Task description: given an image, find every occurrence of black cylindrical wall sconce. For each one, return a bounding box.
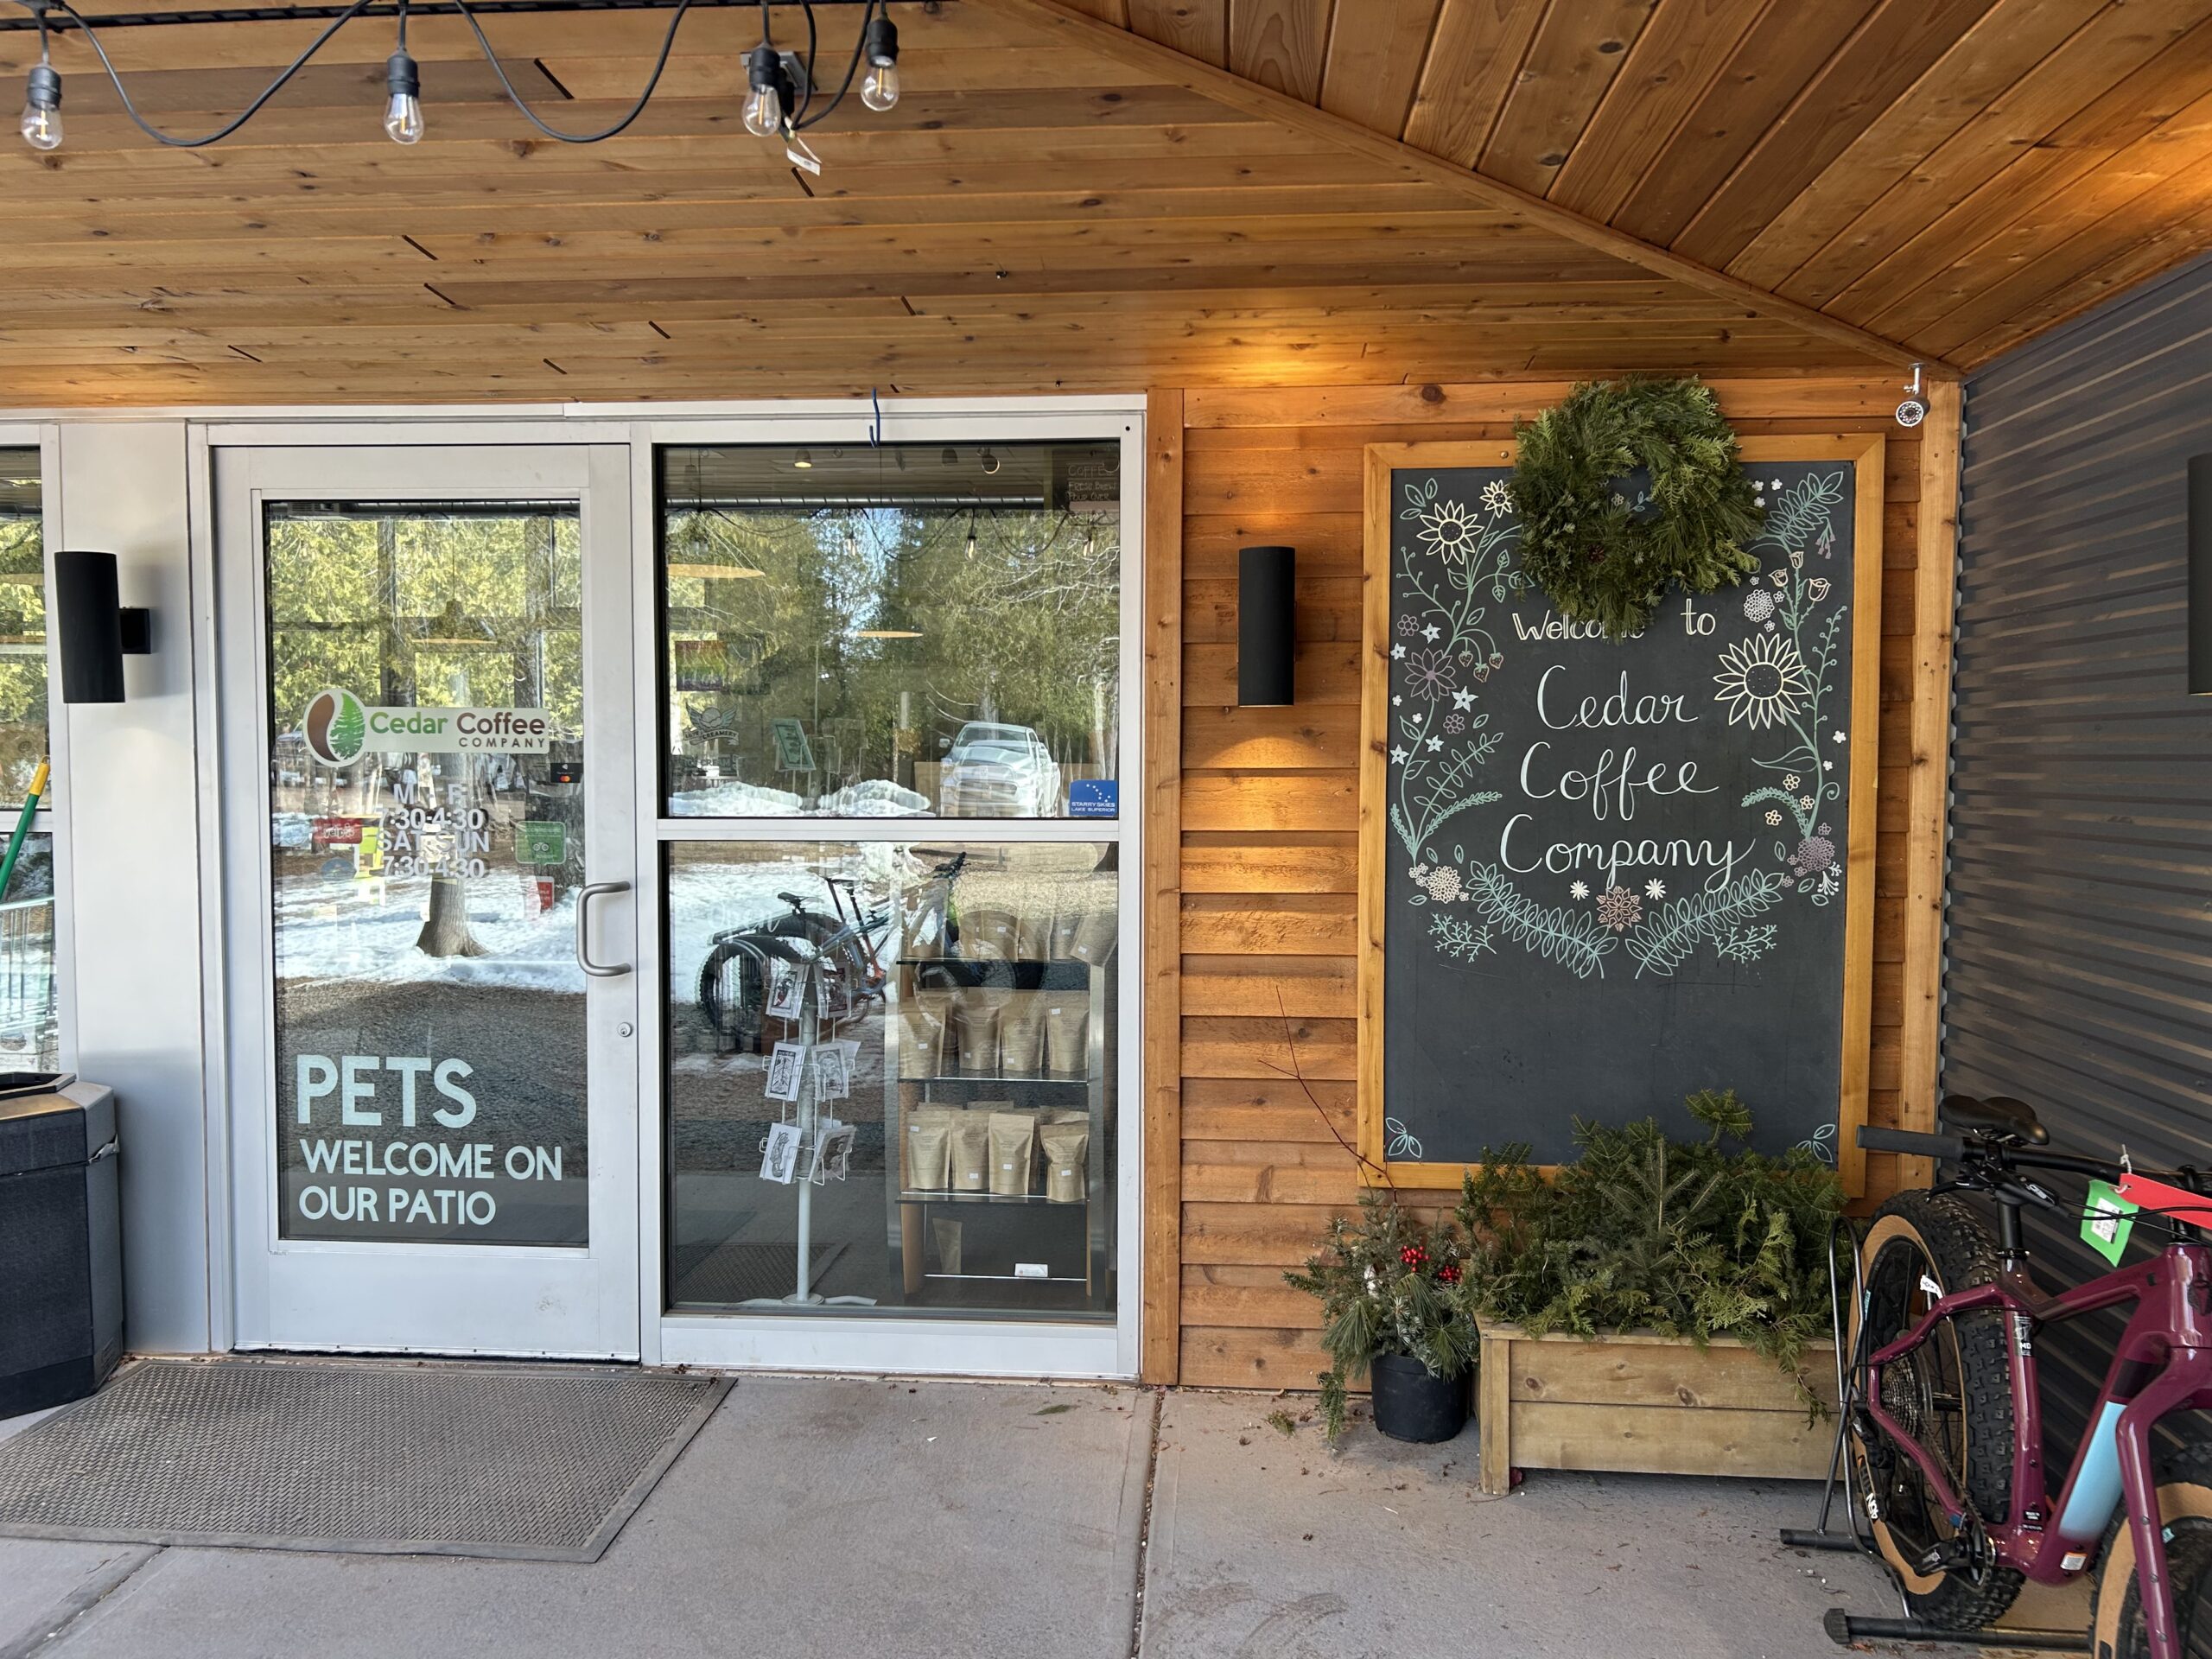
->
[2190,454,2211,696]
[1237,544,1295,707]
[56,550,151,705]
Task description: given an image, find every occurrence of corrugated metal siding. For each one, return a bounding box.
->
[1946,251,2212,1452]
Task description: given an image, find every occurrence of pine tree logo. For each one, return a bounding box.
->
[303,687,367,767]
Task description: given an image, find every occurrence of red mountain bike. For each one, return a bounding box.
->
[1833,1097,2212,1658]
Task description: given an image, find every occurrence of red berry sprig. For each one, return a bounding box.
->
[1399,1244,1429,1269]
[1438,1265,1461,1285]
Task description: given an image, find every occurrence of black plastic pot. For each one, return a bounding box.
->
[1369,1353,1468,1443]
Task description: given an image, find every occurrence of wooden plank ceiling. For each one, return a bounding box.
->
[1073,0,2212,371]
[0,0,2199,404]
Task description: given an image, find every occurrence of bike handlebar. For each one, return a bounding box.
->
[1856,1124,2187,1190]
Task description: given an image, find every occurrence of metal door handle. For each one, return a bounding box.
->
[576,880,632,977]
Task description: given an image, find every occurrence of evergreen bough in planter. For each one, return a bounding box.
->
[1455,1090,1843,1409]
[1512,377,1764,639]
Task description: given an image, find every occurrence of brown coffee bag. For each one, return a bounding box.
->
[988,1109,1038,1197]
[950,1109,992,1192]
[931,1217,963,1277]
[952,998,999,1077]
[1043,995,1088,1078]
[1038,1119,1090,1204]
[904,1106,955,1191]
[999,992,1047,1077]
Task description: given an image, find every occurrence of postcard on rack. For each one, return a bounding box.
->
[766,961,806,1021]
[760,1120,801,1185]
[765,1040,807,1102]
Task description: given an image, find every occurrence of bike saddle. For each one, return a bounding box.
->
[1938,1092,2050,1146]
[777,890,810,910]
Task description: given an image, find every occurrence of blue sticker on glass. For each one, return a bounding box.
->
[1069,779,1118,818]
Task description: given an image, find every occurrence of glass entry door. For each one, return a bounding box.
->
[215,445,640,1357]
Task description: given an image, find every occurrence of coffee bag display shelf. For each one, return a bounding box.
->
[1357,435,1886,1194]
[882,950,1112,1309]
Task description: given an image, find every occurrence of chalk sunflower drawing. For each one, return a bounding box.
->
[1415,496,1480,561]
[1713,632,1813,730]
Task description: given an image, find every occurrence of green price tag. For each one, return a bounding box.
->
[517,821,566,866]
[2082,1178,2138,1266]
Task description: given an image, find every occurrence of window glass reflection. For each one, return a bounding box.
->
[0,451,47,810]
[265,504,590,1246]
[659,443,1121,820]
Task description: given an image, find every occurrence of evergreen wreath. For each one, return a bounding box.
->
[1511,377,1764,639]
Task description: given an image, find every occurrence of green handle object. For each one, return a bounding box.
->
[0,760,49,903]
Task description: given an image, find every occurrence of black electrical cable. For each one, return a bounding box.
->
[41,0,376,147]
[449,0,692,143]
[11,0,889,148]
[794,0,875,132]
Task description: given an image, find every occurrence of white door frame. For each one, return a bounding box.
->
[212,442,642,1359]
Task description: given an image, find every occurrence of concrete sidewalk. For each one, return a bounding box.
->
[2,1376,1922,1659]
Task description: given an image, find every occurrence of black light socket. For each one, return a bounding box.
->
[2190,454,2212,696]
[25,62,59,117]
[864,11,899,66]
[56,550,150,705]
[746,40,780,92]
[385,48,419,101]
[1237,544,1295,707]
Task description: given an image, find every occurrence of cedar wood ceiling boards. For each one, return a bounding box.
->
[0,0,2202,401]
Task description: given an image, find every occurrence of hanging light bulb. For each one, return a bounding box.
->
[383,48,423,144]
[19,6,60,156]
[861,10,900,112]
[792,448,814,469]
[19,60,60,152]
[963,516,977,561]
[743,42,785,138]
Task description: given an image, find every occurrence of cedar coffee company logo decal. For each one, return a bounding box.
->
[302,689,553,766]
[302,686,367,766]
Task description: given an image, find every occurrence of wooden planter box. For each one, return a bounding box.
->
[1477,1325,1838,1495]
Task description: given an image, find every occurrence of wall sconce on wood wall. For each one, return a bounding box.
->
[2191,454,2211,696]
[1237,544,1295,708]
[56,551,152,705]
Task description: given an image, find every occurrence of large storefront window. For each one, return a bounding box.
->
[659,442,1121,820]
[265,502,589,1245]
[658,436,1130,1329]
[666,840,1117,1319]
[0,451,55,1069]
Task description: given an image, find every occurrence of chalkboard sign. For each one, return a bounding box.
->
[1357,437,1884,1191]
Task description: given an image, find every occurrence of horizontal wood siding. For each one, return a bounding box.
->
[1173,376,1930,1389]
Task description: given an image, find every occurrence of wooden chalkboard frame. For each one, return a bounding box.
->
[1357,435,1888,1195]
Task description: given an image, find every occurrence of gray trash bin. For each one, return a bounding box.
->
[0,1077,123,1417]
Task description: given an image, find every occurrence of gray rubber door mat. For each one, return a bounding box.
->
[0,1357,731,1560]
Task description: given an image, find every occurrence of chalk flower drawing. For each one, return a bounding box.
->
[1385,1116,1425,1160]
[1713,633,1812,728]
[1596,886,1643,932]
[1390,475,1519,895]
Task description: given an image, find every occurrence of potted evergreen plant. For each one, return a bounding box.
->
[1285,1189,1478,1443]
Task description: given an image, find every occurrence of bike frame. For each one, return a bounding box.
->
[1866,1230,2212,1659]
